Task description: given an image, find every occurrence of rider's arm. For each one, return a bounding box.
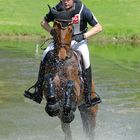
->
[82,5,102,39]
[40,20,52,33]
[40,7,55,34]
[40,1,63,34]
[84,23,102,39]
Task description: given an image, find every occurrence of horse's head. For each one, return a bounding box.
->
[49,6,74,60]
[53,20,73,56]
[52,19,73,60]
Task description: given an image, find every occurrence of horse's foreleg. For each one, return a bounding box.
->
[79,108,89,135]
[61,121,72,140]
[78,105,98,140]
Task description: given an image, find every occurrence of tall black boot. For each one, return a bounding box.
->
[83,66,92,105]
[24,61,45,104]
[83,66,101,106]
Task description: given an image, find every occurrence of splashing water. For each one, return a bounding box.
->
[0,40,140,140]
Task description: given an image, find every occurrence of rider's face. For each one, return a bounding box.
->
[62,0,74,10]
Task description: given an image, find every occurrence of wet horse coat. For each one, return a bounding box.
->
[43,18,98,140]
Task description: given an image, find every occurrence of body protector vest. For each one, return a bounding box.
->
[72,3,84,35]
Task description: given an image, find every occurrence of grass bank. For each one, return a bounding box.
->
[0,39,140,73]
[0,0,140,40]
[89,43,140,73]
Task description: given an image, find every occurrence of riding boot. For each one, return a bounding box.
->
[83,66,101,106]
[24,61,46,104]
[83,66,92,105]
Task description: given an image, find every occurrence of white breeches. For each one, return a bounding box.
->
[42,40,90,69]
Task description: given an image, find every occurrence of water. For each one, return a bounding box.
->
[0,40,140,140]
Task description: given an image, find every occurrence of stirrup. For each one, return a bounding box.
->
[24,85,36,99]
[90,92,102,106]
[80,92,102,109]
[91,92,102,105]
[24,84,42,104]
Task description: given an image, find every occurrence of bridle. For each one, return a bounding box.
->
[53,19,73,49]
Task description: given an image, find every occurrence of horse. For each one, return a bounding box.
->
[41,9,100,140]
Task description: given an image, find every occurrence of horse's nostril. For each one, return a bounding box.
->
[65,56,69,60]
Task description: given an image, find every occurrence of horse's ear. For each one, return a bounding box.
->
[48,5,51,11]
[48,5,73,21]
[48,5,59,18]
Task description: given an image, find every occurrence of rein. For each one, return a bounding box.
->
[40,38,53,50]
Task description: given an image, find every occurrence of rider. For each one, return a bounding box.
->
[24,0,102,106]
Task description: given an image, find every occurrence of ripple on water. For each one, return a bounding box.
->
[0,41,140,140]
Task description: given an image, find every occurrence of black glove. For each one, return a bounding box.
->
[72,34,85,42]
[50,29,56,37]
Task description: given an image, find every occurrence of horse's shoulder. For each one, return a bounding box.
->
[43,50,56,67]
[72,49,84,64]
[70,49,84,75]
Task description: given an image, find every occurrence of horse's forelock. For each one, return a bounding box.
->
[55,20,72,28]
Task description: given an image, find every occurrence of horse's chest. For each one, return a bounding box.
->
[56,62,77,78]
[46,50,79,79]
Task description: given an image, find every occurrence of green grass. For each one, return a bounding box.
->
[90,43,140,62]
[90,0,140,38]
[0,0,140,39]
[0,0,58,36]
[89,43,140,72]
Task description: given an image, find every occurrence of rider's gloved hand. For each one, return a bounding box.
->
[72,34,85,42]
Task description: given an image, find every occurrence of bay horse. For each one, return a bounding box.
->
[42,9,100,140]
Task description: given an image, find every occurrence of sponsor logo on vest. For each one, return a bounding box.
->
[72,15,79,24]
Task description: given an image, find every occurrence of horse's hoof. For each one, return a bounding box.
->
[62,111,75,123]
[45,102,60,117]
